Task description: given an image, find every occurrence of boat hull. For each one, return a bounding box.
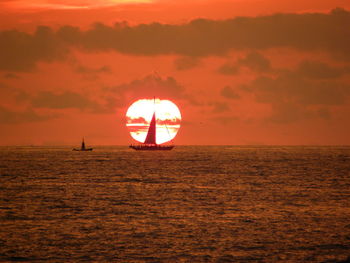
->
[129,144,174,151]
[72,148,93,151]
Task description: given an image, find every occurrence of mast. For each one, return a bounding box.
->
[81,138,85,150]
[144,97,157,144]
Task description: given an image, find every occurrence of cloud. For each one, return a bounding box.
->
[108,73,194,104]
[2,8,350,71]
[244,69,350,123]
[212,115,239,125]
[0,82,29,101]
[218,63,239,75]
[126,116,148,124]
[218,52,270,75]
[0,106,58,124]
[317,107,331,120]
[174,56,201,71]
[267,102,310,123]
[75,65,111,75]
[209,101,230,113]
[3,74,191,115]
[220,86,240,99]
[296,60,346,79]
[237,52,271,72]
[1,84,118,114]
[0,82,9,91]
[267,102,332,123]
[251,73,350,106]
[3,73,20,79]
[157,118,181,125]
[71,8,350,58]
[30,91,115,113]
[32,91,97,109]
[0,26,67,71]
[74,65,112,80]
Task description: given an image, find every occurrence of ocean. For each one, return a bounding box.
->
[0,146,349,262]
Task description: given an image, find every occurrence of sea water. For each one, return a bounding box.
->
[0,146,349,262]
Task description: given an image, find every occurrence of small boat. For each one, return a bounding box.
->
[130,143,174,151]
[73,138,93,151]
[130,99,174,151]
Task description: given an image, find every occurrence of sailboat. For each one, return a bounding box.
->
[73,138,93,151]
[129,100,174,151]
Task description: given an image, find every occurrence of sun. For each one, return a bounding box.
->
[126,99,181,144]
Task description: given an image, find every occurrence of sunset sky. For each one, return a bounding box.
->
[1,0,350,145]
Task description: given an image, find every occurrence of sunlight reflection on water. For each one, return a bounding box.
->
[0,146,350,262]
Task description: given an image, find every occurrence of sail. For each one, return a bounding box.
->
[144,112,156,144]
[81,139,85,150]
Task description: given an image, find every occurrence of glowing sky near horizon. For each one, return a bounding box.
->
[2,0,154,10]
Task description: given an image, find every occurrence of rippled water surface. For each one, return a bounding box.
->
[1,146,350,262]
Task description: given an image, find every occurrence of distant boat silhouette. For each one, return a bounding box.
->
[73,138,93,151]
[130,98,174,151]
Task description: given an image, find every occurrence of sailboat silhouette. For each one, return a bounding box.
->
[129,98,174,151]
[73,138,93,151]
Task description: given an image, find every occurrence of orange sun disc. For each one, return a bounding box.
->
[126,99,181,144]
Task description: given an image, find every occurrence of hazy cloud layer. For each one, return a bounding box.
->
[108,74,194,104]
[2,88,116,114]
[0,26,67,71]
[296,60,348,79]
[244,68,350,123]
[32,91,97,109]
[218,52,271,75]
[251,73,349,106]
[221,86,240,99]
[157,118,181,125]
[75,65,111,75]
[2,74,192,118]
[73,65,112,80]
[0,82,29,102]
[237,52,271,72]
[0,106,58,124]
[126,116,148,124]
[212,115,239,125]
[218,63,239,75]
[2,8,350,71]
[3,73,20,79]
[174,56,201,71]
[31,91,116,113]
[208,101,230,113]
[71,8,350,57]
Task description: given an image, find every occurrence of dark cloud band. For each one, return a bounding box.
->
[1,8,350,71]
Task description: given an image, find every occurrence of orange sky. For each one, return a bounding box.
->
[1,0,350,145]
